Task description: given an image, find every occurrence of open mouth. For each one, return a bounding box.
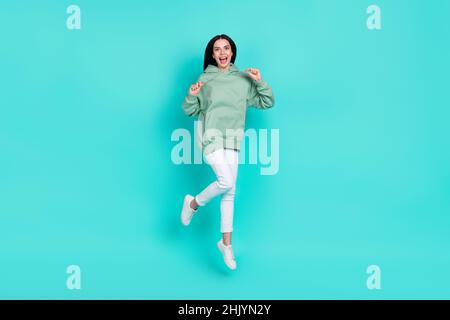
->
[219,57,228,64]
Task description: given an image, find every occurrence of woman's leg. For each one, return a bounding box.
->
[220,149,239,245]
[194,148,234,209]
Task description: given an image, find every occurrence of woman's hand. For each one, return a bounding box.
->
[189,81,203,96]
[245,68,262,82]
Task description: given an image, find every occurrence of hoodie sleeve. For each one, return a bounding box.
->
[247,79,275,109]
[182,93,202,116]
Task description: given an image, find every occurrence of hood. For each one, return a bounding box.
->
[204,63,240,74]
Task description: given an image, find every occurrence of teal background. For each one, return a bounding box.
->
[1,0,449,299]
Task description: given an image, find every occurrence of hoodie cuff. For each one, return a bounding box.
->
[186,94,199,102]
[254,79,269,88]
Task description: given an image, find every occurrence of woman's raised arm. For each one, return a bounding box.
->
[182,81,203,116]
[245,68,275,109]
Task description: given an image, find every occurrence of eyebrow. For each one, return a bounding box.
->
[214,45,230,49]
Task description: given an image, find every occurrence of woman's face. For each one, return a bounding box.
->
[212,38,233,70]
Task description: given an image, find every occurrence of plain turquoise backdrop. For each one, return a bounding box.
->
[1,0,449,299]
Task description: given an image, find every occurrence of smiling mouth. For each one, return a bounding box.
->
[219,57,228,64]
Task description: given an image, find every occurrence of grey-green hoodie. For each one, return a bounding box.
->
[182,63,275,155]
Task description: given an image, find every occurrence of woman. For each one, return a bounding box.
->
[180,34,275,270]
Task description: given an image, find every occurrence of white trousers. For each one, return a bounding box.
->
[195,148,239,233]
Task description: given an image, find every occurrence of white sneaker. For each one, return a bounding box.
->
[217,239,237,270]
[180,194,197,226]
